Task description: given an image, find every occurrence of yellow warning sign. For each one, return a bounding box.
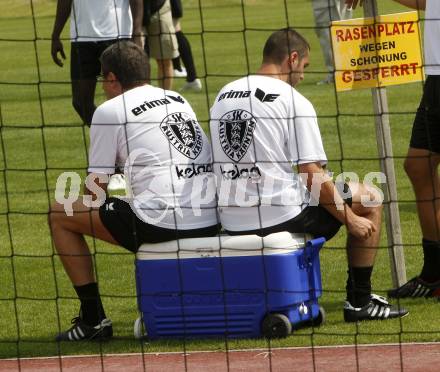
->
[331,11,423,92]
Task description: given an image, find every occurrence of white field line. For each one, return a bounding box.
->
[1,341,440,362]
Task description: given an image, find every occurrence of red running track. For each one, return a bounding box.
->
[1,343,440,372]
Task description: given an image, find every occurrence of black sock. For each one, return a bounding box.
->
[420,239,440,282]
[173,57,182,71]
[74,282,106,326]
[176,31,197,82]
[346,266,373,308]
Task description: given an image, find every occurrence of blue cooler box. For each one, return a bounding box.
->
[135,232,325,339]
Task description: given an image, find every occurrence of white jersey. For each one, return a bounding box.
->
[210,75,327,232]
[88,85,218,230]
[425,0,440,75]
[70,0,132,42]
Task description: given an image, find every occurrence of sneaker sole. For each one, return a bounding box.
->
[56,334,113,342]
[388,290,440,299]
[90,334,113,342]
[90,328,113,341]
[344,311,409,323]
[56,328,113,342]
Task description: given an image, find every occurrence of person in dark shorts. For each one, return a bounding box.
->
[346,0,440,299]
[51,0,143,125]
[209,28,408,322]
[49,42,218,342]
[227,183,353,242]
[170,0,203,92]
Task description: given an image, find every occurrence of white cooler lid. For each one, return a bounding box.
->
[136,232,311,260]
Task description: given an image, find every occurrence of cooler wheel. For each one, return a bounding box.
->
[134,316,147,339]
[299,305,326,328]
[262,313,292,338]
[314,306,326,326]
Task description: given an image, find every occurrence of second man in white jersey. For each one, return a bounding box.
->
[210,28,408,323]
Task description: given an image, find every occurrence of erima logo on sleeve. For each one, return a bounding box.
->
[217,89,251,102]
[254,88,280,102]
[130,95,184,116]
[131,98,170,116]
[166,94,185,104]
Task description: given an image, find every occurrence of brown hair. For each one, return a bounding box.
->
[262,28,310,64]
[100,41,150,89]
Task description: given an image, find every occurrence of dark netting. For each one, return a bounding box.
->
[1,0,439,371]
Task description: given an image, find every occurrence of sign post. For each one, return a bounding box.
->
[331,1,424,286]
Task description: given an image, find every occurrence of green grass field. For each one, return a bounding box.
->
[1,0,439,360]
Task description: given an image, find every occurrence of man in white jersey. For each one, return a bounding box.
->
[347,0,440,298]
[210,28,408,322]
[51,0,143,126]
[49,42,218,341]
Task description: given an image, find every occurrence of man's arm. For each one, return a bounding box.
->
[345,0,425,10]
[51,0,73,67]
[298,162,375,240]
[87,107,119,201]
[129,0,144,47]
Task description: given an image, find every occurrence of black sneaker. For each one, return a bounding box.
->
[344,294,408,322]
[56,317,113,342]
[387,276,440,299]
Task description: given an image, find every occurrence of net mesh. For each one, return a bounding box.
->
[0,0,438,370]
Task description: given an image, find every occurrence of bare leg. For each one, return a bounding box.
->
[404,148,440,241]
[157,58,173,90]
[346,182,383,267]
[343,182,408,320]
[385,148,440,298]
[49,197,118,286]
[172,19,182,72]
[342,182,384,310]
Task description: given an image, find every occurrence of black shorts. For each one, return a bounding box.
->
[410,75,440,154]
[70,40,123,80]
[170,0,183,18]
[226,184,352,241]
[99,197,220,253]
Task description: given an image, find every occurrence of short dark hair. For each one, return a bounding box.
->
[262,28,310,64]
[100,41,150,89]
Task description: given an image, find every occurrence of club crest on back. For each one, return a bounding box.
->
[160,112,203,159]
[219,109,257,162]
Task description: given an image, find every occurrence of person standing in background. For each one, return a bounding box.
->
[312,0,352,84]
[51,0,143,126]
[143,0,179,90]
[171,0,203,92]
[346,0,440,298]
